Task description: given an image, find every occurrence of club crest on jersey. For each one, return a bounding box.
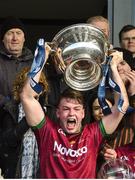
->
[58,128,66,136]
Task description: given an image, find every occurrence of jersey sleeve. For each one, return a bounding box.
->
[32,117,46,130]
[99,120,110,138]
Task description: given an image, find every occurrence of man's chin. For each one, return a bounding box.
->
[65,129,76,134]
[64,127,79,134]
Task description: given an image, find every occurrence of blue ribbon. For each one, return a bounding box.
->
[108,68,126,114]
[98,56,112,115]
[29,78,43,94]
[98,55,126,115]
[108,69,135,114]
[28,38,46,94]
[28,38,45,78]
[126,106,135,114]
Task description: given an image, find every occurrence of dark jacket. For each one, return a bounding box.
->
[0,100,29,178]
[0,43,33,107]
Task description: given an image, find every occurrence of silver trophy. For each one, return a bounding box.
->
[51,23,108,91]
[98,158,134,179]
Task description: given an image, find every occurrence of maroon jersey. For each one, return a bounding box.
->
[116,143,135,174]
[34,117,103,178]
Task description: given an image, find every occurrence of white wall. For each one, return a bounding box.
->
[108,0,135,47]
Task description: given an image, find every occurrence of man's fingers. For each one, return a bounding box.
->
[124,71,135,81]
[104,148,117,160]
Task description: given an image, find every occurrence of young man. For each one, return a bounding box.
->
[119,25,135,59]
[20,43,129,178]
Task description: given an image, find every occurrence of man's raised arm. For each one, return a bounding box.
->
[102,51,129,134]
[20,40,51,127]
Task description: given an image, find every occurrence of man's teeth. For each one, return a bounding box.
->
[67,118,76,123]
[67,118,76,129]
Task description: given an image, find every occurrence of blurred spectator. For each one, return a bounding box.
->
[0,67,49,178]
[86,16,110,39]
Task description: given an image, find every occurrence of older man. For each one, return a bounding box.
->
[86,15,113,49]
[0,16,33,107]
[86,16,110,39]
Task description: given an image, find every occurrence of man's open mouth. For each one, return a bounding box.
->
[67,118,76,129]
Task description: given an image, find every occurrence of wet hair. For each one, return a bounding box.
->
[13,67,49,102]
[57,88,85,107]
[119,24,135,43]
[114,47,135,70]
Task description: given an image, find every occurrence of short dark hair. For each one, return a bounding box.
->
[57,88,85,107]
[119,25,135,43]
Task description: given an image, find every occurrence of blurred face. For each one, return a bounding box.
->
[3,28,25,57]
[120,29,135,57]
[92,98,112,121]
[56,98,85,134]
[91,21,110,39]
[117,60,132,84]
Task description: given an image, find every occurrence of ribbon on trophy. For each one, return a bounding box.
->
[98,55,125,115]
[108,65,125,114]
[108,64,135,114]
[28,38,46,94]
[98,56,112,115]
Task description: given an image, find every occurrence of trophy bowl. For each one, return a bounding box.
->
[98,158,134,179]
[52,23,108,91]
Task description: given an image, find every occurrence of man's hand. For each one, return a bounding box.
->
[104,148,117,161]
[110,51,123,68]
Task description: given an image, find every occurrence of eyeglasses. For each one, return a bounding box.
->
[122,37,135,41]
